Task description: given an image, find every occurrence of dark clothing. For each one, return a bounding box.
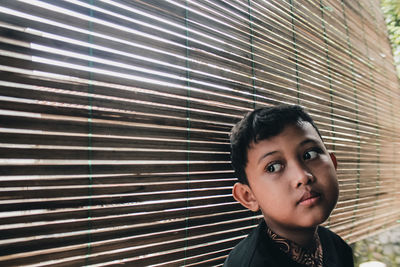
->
[264,223,323,266]
[223,221,354,267]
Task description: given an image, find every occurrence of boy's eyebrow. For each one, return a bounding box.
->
[299,139,319,147]
[258,150,278,164]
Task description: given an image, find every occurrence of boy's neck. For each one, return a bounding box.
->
[265,220,318,247]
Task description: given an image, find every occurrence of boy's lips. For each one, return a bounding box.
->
[298,190,321,205]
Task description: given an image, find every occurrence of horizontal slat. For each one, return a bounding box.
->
[0,209,255,255]
[0,0,396,109]
[0,220,259,266]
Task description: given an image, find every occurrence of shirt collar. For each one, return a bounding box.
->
[264,224,323,267]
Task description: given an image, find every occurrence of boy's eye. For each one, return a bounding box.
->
[266,162,283,173]
[303,150,318,160]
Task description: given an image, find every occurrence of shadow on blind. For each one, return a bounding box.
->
[0,0,399,266]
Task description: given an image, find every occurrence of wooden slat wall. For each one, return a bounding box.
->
[0,0,399,266]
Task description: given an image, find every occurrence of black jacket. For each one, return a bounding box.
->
[224,221,354,267]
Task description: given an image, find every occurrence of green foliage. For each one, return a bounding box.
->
[381,0,400,78]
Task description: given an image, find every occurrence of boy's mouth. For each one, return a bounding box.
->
[298,190,321,205]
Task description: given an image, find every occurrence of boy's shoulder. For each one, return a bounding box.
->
[318,226,354,267]
[223,222,354,267]
[222,221,265,267]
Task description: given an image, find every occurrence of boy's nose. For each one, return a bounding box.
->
[291,162,314,188]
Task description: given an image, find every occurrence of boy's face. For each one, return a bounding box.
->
[238,121,339,235]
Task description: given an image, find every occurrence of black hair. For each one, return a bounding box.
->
[230,104,323,185]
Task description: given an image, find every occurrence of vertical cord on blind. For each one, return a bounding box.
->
[184,1,191,265]
[359,1,381,236]
[320,1,335,228]
[86,1,94,265]
[247,0,258,227]
[248,0,256,109]
[289,0,300,104]
[368,0,392,231]
[341,0,360,240]
[319,1,335,150]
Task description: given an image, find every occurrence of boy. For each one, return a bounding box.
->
[224,105,354,267]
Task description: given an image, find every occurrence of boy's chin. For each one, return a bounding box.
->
[264,215,325,232]
[295,211,331,229]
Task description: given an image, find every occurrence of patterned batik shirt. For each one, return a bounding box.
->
[265,225,323,267]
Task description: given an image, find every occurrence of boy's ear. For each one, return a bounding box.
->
[232,182,259,212]
[329,153,337,170]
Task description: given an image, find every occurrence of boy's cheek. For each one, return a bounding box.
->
[310,158,335,174]
[328,173,340,201]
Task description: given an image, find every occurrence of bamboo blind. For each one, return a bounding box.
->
[0,0,399,266]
